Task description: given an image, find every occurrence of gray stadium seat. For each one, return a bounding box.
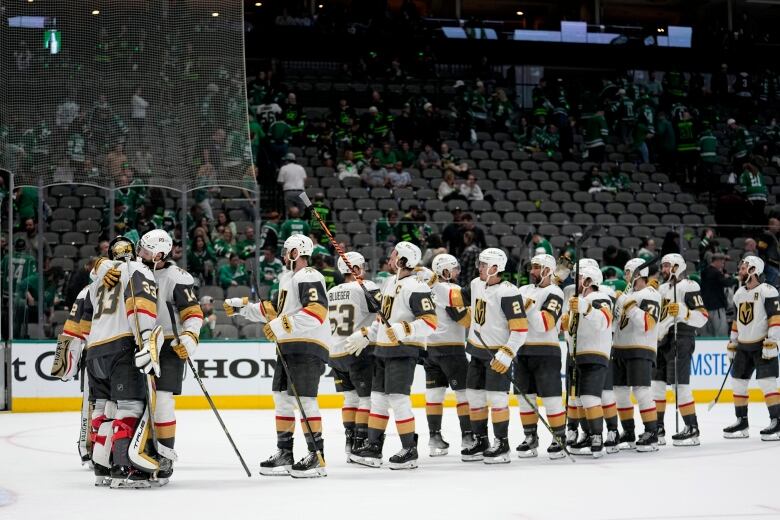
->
[214,324,240,339]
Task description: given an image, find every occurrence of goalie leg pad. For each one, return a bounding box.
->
[112,400,159,474]
[91,400,116,475]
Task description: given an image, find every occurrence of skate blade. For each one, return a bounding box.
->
[258,465,292,476]
[429,447,448,457]
[348,455,383,468]
[516,449,538,459]
[290,467,327,478]
[636,444,659,452]
[109,478,152,489]
[151,478,170,487]
[672,438,700,446]
[461,453,484,462]
[483,455,511,465]
[605,446,620,454]
[591,450,604,459]
[571,448,591,456]
[723,430,749,439]
[388,460,418,470]
[760,433,780,441]
[94,476,111,487]
[618,442,636,450]
[547,451,566,460]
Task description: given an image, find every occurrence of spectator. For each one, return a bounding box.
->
[106,142,129,180]
[393,106,416,146]
[437,171,462,202]
[583,108,608,163]
[374,257,392,285]
[418,142,441,170]
[757,217,780,287]
[660,231,681,256]
[171,241,184,268]
[374,142,397,167]
[97,240,110,257]
[532,232,553,255]
[603,165,631,192]
[698,228,718,265]
[259,247,283,290]
[446,213,486,258]
[130,86,149,149]
[188,234,216,285]
[258,210,281,252]
[213,227,238,259]
[655,111,676,172]
[603,245,631,271]
[743,238,758,257]
[65,258,95,308]
[212,211,237,242]
[727,118,754,171]
[698,122,719,191]
[580,165,601,192]
[440,143,468,176]
[236,225,257,260]
[22,218,52,260]
[395,204,430,246]
[417,102,440,148]
[421,234,448,267]
[277,152,307,213]
[700,252,737,337]
[396,140,416,168]
[337,150,360,180]
[199,296,217,340]
[601,267,628,292]
[459,173,484,201]
[459,230,481,286]
[375,209,399,244]
[737,162,767,226]
[218,253,248,289]
[637,238,656,261]
[387,161,412,189]
[313,254,340,290]
[279,206,311,241]
[361,157,388,188]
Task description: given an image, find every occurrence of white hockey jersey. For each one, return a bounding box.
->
[612,285,661,360]
[152,262,204,342]
[466,278,528,361]
[426,281,470,356]
[63,286,90,341]
[367,273,437,358]
[567,289,613,365]
[327,279,380,369]
[657,278,708,341]
[518,283,564,357]
[241,266,331,361]
[81,261,158,359]
[730,283,780,350]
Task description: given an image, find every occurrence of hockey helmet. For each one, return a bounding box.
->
[432,254,460,279]
[531,253,556,274]
[579,265,603,287]
[478,248,508,273]
[337,251,366,275]
[741,255,764,277]
[578,258,600,271]
[624,258,649,279]
[661,253,686,277]
[137,229,173,262]
[283,234,314,261]
[394,241,422,269]
[108,235,135,261]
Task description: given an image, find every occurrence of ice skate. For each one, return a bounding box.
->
[547,439,566,460]
[672,425,701,446]
[93,463,111,487]
[461,431,475,450]
[388,435,418,470]
[349,435,384,468]
[483,438,510,464]
[290,450,327,478]
[109,465,152,489]
[428,431,449,457]
[590,434,604,458]
[618,430,636,450]
[344,428,355,455]
[636,430,659,452]
[571,435,592,456]
[723,417,749,439]
[657,425,666,446]
[516,433,539,458]
[259,448,293,476]
[604,429,620,454]
[461,435,489,462]
[565,429,578,447]
[760,418,780,441]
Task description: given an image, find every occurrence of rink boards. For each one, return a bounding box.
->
[8,339,774,412]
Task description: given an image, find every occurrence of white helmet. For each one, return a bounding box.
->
[394,241,422,269]
[432,254,459,279]
[137,229,173,261]
[478,248,508,273]
[579,265,603,286]
[337,251,365,275]
[531,253,556,282]
[662,253,686,277]
[624,258,649,278]
[741,255,764,277]
[578,258,600,270]
[283,234,314,261]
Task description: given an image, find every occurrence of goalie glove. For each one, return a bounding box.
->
[345,328,370,356]
[223,297,248,317]
[50,334,84,381]
[727,342,737,362]
[135,326,163,376]
[762,340,778,360]
[490,347,514,375]
[173,331,199,360]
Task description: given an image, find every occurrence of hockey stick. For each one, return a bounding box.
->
[77,361,92,465]
[707,353,735,411]
[672,274,679,434]
[165,302,251,477]
[299,192,389,326]
[473,329,575,463]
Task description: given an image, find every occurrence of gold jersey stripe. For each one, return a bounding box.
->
[126,296,156,316]
[302,302,327,323]
[507,317,529,331]
[179,304,204,322]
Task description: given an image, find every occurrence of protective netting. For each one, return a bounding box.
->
[1,0,253,192]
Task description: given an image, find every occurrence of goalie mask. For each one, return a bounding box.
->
[109,236,135,261]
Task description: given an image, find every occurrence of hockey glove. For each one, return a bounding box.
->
[726,342,737,362]
[262,323,276,342]
[490,347,514,375]
[103,266,121,290]
[173,331,198,360]
[224,297,248,317]
[386,321,413,344]
[762,340,778,360]
[569,296,579,314]
[135,326,162,376]
[345,328,370,356]
[647,278,659,290]
[667,302,681,318]
[265,315,293,342]
[560,313,570,333]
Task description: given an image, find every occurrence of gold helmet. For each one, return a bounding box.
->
[109,236,135,261]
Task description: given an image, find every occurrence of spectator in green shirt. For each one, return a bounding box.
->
[375,209,399,244]
[601,267,627,293]
[396,141,416,168]
[199,296,217,339]
[236,225,257,260]
[531,232,553,255]
[188,234,216,285]
[737,162,767,226]
[213,227,238,259]
[14,187,38,221]
[603,165,631,192]
[218,253,248,289]
[374,142,397,167]
[259,247,283,288]
[374,257,392,285]
[279,206,311,241]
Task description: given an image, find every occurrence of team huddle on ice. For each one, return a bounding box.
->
[51,228,780,486]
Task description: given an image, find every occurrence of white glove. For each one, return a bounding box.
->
[173,332,198,360]
[490,347,514,374]
[135,328,161,376]
[345,329,370,356]
[223,297,248,317]
[727,342,737,362]
[386,321,412,344]
[762,340,778,360]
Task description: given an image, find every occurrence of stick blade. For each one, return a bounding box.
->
[707,400,717,412]
[299,192,312,207]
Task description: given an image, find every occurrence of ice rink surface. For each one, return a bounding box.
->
[1,404,779,520]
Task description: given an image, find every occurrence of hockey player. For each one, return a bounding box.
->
[225,234,331,477]
[612,258,662,452]
[653,253,708,446]
[724,256,780,441]
[514,253,567,460]
[566,265,614,458]
[134,230,203,477]
[424,254,472,456]
[346,242,437,469]
[326,251,380,458]
[81,236,164,487]
[461,248,528,464]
